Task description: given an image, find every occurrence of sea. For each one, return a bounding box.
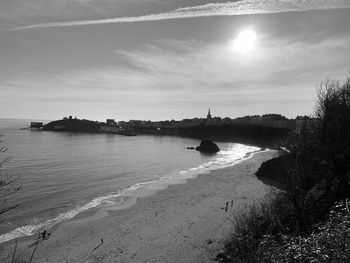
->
[0,118,261,244]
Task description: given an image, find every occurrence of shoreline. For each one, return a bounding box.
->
[35,128,283,150]
[0,143,263,245]
[1,148,278,262]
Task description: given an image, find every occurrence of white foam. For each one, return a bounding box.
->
[176,143,262,177]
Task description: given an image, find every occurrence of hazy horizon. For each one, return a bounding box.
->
[1,1,350,121]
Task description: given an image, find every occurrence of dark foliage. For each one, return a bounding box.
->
[185,124,290,142]
[258,200,350,263]
[256,153,295,185]
[43,118,101,133]
[133,123,291,147]
[219,193,295,263]
[315,78,350,199]
[220,75,350,262]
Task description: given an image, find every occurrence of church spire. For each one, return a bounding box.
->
[207,108,212,119]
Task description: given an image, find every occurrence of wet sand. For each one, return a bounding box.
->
[1,149,277,263]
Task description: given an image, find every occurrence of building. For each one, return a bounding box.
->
[30,122,43,130]
[207,108,212,120]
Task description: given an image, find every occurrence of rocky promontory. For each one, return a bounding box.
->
[43,118,101,133]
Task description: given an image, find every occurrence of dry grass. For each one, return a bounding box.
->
[217,192,295,262]
[219,197,350,263]
[259,200,350,263]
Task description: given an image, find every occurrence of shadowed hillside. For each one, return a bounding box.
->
[43,117,101,133]
[220,75,350,262]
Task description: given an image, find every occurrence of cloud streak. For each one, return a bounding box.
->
[13,0,350,30]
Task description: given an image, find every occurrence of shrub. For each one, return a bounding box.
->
[219,192,295,262]
[259,200,350,263]
[220,74,350,262]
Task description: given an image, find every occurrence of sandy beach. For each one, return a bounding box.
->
[1,149,277,263]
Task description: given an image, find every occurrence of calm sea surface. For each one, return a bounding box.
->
[0,119,260,244]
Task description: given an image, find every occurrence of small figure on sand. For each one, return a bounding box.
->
[41,230,51,240]
[28,230,51,247]
[225,201,228,212]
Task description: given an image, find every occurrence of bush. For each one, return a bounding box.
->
[220,74,350,262]
[259,200,350,263]
[219,192,295,262]
[315,77,350,199]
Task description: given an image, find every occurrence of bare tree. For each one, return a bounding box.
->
[315,77,350,194]
[283,75,350,228]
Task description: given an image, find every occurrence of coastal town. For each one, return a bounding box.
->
[31,109,316,135]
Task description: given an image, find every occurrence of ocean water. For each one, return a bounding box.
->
[0,119,261,244]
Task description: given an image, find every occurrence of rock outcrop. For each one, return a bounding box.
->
[195,140,220,153]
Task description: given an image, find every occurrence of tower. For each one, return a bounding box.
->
[207,108,212,120]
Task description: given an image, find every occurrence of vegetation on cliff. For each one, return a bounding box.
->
[220,75,350,262]
[43,118,101,133]
[185,124,290,142]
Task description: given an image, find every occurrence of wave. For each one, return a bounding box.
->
[0,143,264,244]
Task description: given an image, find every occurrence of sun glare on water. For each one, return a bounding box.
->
[232,29,257,54]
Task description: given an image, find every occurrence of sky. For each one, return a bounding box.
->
[1,0,350,121]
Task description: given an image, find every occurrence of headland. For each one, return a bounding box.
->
[36,110,315,147]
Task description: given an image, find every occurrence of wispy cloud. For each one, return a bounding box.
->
[13,0,350,30]
[12,34,349,103]
[2,32,350,119]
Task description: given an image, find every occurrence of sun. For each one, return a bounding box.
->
[232,29,257,54]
